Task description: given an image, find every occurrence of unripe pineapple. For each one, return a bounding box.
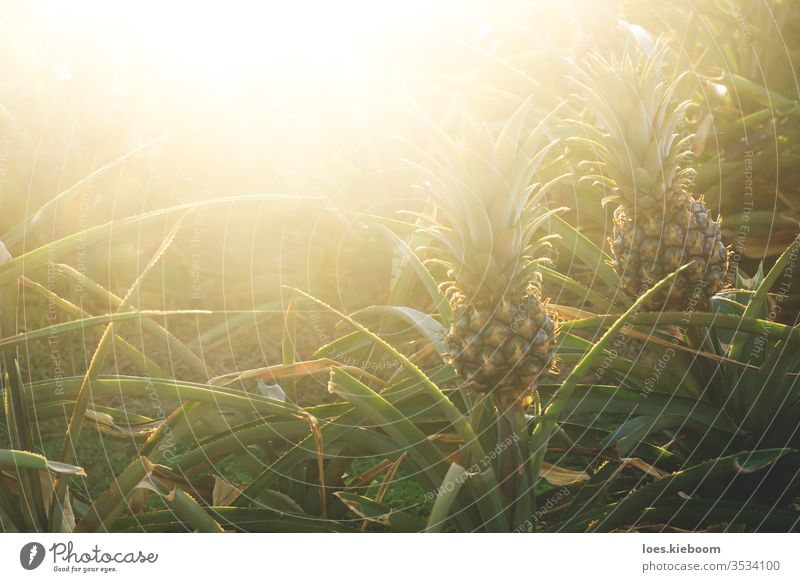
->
[573,44,728,308]
[414,102,562,406]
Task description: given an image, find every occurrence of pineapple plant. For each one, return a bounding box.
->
[414,102,562,409]
[573,44,728,308]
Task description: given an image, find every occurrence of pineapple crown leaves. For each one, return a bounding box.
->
[406,98,568,296]
[567,40,698,211]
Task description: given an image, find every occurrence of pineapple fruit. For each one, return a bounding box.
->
[574,44,728,308]
[415,101,561,407]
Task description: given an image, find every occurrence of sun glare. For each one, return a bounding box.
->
[36,1,455,90]
[1,0,799,549]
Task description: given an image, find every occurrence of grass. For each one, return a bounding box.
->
[346,458,434,523]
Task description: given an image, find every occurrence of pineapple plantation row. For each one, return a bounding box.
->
[1,0,799,532]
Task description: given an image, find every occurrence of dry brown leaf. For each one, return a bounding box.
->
[550,304,597,321]
[541,461,590,486]
[211,358,384,387]
[352,459,392,485]
[427,433,463,444]
[622,457,669,479]
[375,452,408,505]
[212,476,242,506]
[623,327,759,371]
[128,488,151,514]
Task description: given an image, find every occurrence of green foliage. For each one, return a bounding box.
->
[2,0,799,535]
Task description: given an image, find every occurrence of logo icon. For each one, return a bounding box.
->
[20,542,46,570]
